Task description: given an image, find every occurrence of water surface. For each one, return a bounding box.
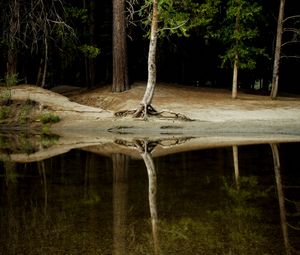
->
[1,142,300,254]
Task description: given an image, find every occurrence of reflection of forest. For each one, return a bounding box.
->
[0,143,300,254]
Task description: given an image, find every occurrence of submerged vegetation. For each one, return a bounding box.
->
[0,132,60,155]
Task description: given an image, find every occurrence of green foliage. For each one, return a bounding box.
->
[1,73,22,86]
[41,134,60,147]
[0,106,11,120]
[79,44,101,58]
[3,161,18,184]
[0,87,12,106]
[39,113,61,124]
[65,6,88,23]
[18,102,34,124]
[217,0,266,69]
[223,176,269,203]
[138,0,221,38]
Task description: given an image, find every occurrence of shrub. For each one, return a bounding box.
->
[40,113,61,124]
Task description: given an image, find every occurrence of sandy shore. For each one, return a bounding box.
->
[3,82,300,138]
[2,83,300,162]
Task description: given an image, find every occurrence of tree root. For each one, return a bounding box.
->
[114,137,194,153]
[114,104,192,121]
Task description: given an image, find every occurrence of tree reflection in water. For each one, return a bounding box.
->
[112,153,129,255]
[271,144,300,255]
[115,139,161,255]
[1,141,300,254]
[135,140,160,255]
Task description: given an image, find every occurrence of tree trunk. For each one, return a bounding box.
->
[89,0,96,88]
[232,54,239,99]
[6,51,17,82]
[141,0,158,107]
[112,0,129,92]
[270,0,286,99]
[6,0,19,82]
[41,37,48,88]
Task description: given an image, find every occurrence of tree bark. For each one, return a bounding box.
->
[112,0,129,92]
[89,0,96,88]
[232,11,240,99]
[41,37,48,88]
[232,54,239,99]
[6,0,19,81]
[141,0,158,107]
[271,0,286,99]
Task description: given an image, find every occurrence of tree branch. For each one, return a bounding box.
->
[283,15,300,23]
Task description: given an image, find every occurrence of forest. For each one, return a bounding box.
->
[0,0,299,97]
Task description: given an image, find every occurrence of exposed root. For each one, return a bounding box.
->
[158,110,192,121]
[114,104,192,121]
[114,137,194,152]
[133,104,158,119]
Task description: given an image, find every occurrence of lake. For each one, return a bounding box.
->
[0,135,300,254]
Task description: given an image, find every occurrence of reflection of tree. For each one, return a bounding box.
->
[112,154,129,255]
[37,161,48,215]
[114,137,195,254]
[271,144,300,255]
[232,145,240,190]
[134,140,160,255]
[3,160,17,186]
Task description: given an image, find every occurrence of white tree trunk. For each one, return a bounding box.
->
[141,0,158,107]
[41,37,48,88]
[142,149,159,255]
[232,54,239,99]
[271,0,286,99]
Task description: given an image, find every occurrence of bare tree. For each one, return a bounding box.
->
[115,0,220,119]
[5,0,20,82]
[133,0,158,118]
[270,0,286,99]
[2,0,75,87]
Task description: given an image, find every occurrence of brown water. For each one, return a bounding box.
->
[1,143,300,254]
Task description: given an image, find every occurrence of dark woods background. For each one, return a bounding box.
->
[0,0,299,93]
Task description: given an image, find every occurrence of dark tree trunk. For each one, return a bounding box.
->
[271,0,286,99]
[6,0,19,82]
[6,51,17,81]
[89,0,96,88]
[112,0,129,92]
